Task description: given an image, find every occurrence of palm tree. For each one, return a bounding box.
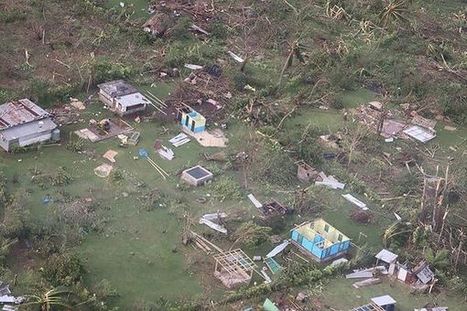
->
[425,248,450,271]
[23,287,73,311]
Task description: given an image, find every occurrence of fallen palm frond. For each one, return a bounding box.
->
[379,0,409,27]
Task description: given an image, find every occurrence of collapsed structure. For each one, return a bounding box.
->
[0,99,59,152]
[213,249,256,288]
[290,218,351,262]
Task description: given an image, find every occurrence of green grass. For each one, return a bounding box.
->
[321,277,465,310]
[106,0,150,19]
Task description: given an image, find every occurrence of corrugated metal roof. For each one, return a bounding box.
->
[97,80,138,98]
[115,92,150,108]
[0,99,49,129]
[375,249,398,263]
[0,118,57,141]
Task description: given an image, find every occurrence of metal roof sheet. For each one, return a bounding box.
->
[115,92,150,108]
[371,295,396,306]
[375,249,398,263]
[97,80,138,98]
[0,118,57,141]
[0,99,49,129]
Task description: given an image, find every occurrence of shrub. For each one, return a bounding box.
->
[92,58,134,84]
[42,253,85,286]
[210,177,242,202]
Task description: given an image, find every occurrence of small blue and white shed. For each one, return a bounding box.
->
[290,218,351,262]
[177,106,206,133]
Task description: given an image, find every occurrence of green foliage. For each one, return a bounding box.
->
[250,145,296,186]
[28,79,79,107]
[0,9,27,23]
[93,58,135,84]
[171,17,193,41]
[232,221,271,247]
[425,248,450,271]
[66,136,86,152]
[164,41,224,68]
[41,253,85,286]
[210,177,242,202]
[411,225,430,248]
[0,201,29,239]
[394,172,419,195]
[110,169,124,184]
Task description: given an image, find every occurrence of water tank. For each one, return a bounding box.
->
[51,128,60,142]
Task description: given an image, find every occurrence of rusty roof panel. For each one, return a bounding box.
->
[0,99,50,130]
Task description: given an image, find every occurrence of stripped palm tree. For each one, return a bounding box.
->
[278,40,307,87]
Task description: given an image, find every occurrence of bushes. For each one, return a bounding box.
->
[92,58,135,84]
[41,253,85,286]
[210,177,242,202]
[164,41,224,68]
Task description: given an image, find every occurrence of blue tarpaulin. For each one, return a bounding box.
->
[138,148,149,158]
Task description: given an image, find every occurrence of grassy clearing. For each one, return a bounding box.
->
[322,277,465,310]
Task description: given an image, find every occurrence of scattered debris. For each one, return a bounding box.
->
[169,133,191,147]
[371,295,397,310]
[403,115,437,143]
[69,98,86,110]
[181,165,213,186]
[264,257,283,274]
[227,51,245,63]
[247,193,263,209]
[266,240,290,258]
[213,249,256,288]
[76,119,133,142]
[103,149,118,163]
[415,308,448,311]
[296,161,319,182]
[199,212,227,234]
[352,277,382,288]
[185,128,228,148]
[346,271,374,279]
[375,249,398,275]
[263,298,280,311]
[443,126,456,131]
[342,194,368,210]
[258,200,292,219]
[138,148,169,179]
[184,64,204,70]
[330,258,349,267]
[128,131,140,145]
[154,140,174,160]
[315,172,345,189]
[412,260,435,284]
[94,163,113,178]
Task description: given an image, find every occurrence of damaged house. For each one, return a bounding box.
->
[98,80,151,116]
[290,218,351,262]
[0,99,59,152]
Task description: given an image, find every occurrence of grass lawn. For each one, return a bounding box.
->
[321,277,465,310]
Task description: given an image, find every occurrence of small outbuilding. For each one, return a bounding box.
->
[0,99,59,152]
[176,106,206,133]
[97,80,150,116]
[180,165,213,186]
[290,218,351,262]
[375,249,398,275]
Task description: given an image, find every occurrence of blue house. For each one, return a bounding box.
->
[176,106,206,133]
[290,218,351,262]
